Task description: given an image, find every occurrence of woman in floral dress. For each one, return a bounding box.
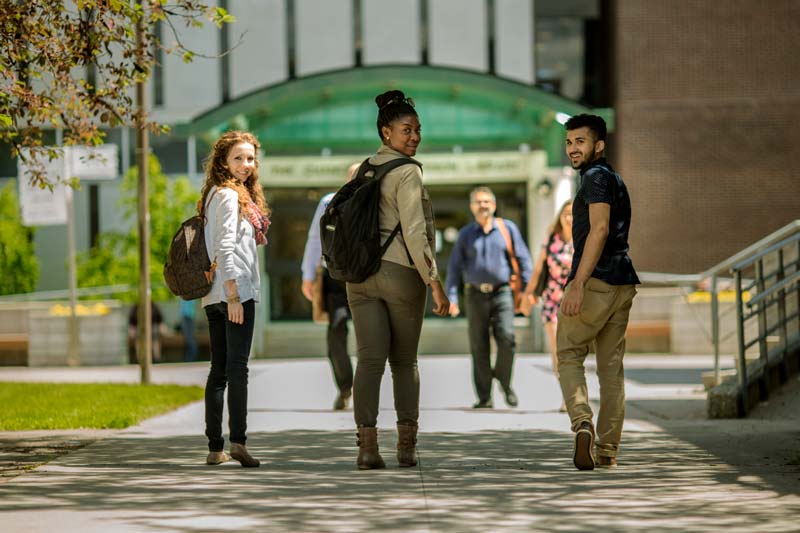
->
[522,200,573,411]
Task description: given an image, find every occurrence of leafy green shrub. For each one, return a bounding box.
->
[77,155,197,302]
[0,180,40,295]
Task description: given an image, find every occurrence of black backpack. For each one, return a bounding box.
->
[163,191,217,300]
[320,156,421,283]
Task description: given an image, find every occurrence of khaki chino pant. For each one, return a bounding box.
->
[557,277,636,458]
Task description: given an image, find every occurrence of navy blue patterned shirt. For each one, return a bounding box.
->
[569,158,640,286]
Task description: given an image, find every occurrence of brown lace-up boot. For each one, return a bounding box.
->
[396,422,418,467]
[356,426,386,470]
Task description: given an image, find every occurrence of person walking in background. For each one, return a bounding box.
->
[180,299,199,362]
[198,131,270,468]
[521,200,573,412]
[128,301,165,363]
[348,90,450,470]
[300,162,360,410]
[557,114,639,470]
[446,186,532,409]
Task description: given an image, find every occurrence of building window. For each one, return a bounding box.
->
[535,17,584,101]
[534,0,610,105]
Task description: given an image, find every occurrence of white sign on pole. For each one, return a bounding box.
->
[69,144,119,179]
[17,148,69,227]
[17,144,120,226]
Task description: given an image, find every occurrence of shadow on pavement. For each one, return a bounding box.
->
[0,429,798,532]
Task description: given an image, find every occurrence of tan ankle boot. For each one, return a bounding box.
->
[356,426,385,470]
[206,451,230,465]
[396,422,418,467]
[230,442,260,468]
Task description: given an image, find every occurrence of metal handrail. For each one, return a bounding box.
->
[731,233,800,272]
[637,219,800,387]
[701,220,800,279]
[731,224,800,415]
[745,270,800,308]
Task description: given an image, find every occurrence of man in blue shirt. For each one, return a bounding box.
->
[446,186,532,409]
[301,162,360,410]
[558,114,639,471]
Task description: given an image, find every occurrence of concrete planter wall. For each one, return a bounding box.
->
[27,301,127,366]
[670,297,757,356]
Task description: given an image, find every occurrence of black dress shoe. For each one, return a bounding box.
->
[503,388,518,408]
[472,399,494,409]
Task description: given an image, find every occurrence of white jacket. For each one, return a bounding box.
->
[201,186,261,307]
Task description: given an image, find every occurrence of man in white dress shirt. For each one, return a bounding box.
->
[300,162,360,410]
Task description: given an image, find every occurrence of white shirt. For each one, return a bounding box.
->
[201,186,261,307]
[300,192,334,282]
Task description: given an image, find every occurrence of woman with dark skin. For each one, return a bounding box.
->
[348,90,450,470]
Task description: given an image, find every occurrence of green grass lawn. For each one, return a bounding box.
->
[0,382,204,431]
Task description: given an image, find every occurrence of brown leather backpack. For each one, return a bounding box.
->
[163,191,217,300]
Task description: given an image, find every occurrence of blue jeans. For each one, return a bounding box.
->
[464,285,517,402]
[181,315,198,362]
[204,299,255,451]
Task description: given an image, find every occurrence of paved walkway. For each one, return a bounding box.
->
[0,354,798,532]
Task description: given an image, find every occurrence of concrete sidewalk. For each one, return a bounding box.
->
[0,354,798,532]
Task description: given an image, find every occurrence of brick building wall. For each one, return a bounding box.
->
[613,0,800,273]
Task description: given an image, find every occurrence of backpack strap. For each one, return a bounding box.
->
[370,157,423,264]
[200,188,220,220]
[370,156,422,179]
[200,188,220,278]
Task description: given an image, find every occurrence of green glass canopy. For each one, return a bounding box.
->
[178,65,610,164]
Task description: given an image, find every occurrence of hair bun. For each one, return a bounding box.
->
[375,90,409,109]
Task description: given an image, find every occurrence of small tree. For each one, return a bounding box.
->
[0,180,40,295]
[1,1,234,188]
[77,155,196,302]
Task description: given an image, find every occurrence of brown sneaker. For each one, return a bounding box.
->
[206,451,230,465]
[596,455,618,468]
[230,443,260,468]
[573,421,595,471]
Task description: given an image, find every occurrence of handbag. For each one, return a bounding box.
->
[532,235,553,297]
[495,218,524,313]
[311,265,329,324]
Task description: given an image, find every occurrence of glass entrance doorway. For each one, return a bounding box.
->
[265,182,529,321]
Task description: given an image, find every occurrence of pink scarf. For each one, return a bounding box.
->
[247,200,270,246]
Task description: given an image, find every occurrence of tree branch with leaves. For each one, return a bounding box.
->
[0,0,234,189]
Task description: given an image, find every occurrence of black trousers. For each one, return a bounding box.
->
[324,269,353,393]
[464,286,517,402]
[204,299,255,451]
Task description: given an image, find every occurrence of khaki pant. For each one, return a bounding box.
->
[557,277,636,458]
[347,261,427,428]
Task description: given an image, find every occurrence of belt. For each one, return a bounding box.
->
[465,282,509,294]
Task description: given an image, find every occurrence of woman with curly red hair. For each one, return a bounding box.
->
[198,131,270,468]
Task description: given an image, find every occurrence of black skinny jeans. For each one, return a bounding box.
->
[204,299,255,451]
